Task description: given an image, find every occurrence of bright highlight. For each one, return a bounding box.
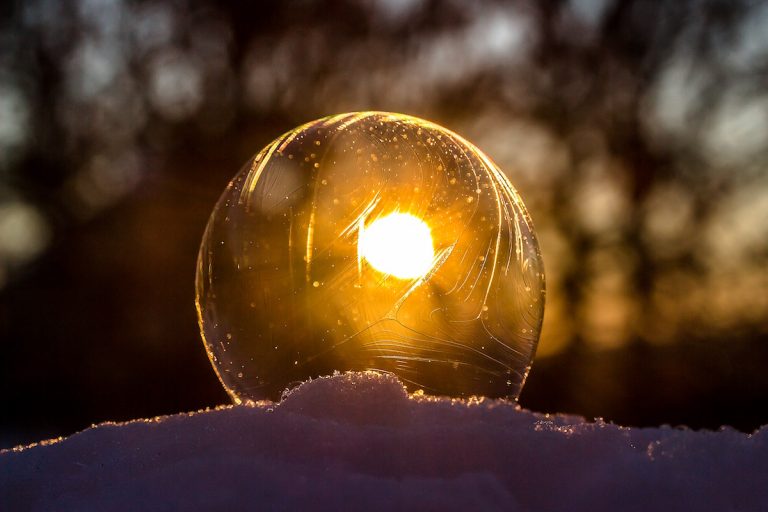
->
[359,212,435,279]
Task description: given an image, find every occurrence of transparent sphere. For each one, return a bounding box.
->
[196,112,545,403]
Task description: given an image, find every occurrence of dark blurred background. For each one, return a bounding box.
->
[1,0,767,448]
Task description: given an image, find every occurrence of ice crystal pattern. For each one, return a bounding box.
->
[196,112,545,402]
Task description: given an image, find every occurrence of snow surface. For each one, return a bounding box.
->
[1,371,767,511]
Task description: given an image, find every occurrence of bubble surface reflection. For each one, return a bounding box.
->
[196,112,545,402]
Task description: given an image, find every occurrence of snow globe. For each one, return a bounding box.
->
[196,112,545,402]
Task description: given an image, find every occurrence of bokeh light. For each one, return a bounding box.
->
[2,0,768,445]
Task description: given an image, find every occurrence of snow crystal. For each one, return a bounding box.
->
[1,371,766,511]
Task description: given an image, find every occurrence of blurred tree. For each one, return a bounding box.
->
[1,0,767,446]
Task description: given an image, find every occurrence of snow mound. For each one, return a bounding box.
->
[1,371,767,511]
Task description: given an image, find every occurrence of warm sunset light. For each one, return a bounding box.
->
[359,212,435,279]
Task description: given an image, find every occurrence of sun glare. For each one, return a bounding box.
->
[359,212,435,279]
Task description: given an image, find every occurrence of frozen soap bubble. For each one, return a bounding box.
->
[196,112,545,403]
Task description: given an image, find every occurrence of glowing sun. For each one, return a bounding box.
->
[359,212,435,279]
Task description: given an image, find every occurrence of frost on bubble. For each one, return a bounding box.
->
[196,112,545,402]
